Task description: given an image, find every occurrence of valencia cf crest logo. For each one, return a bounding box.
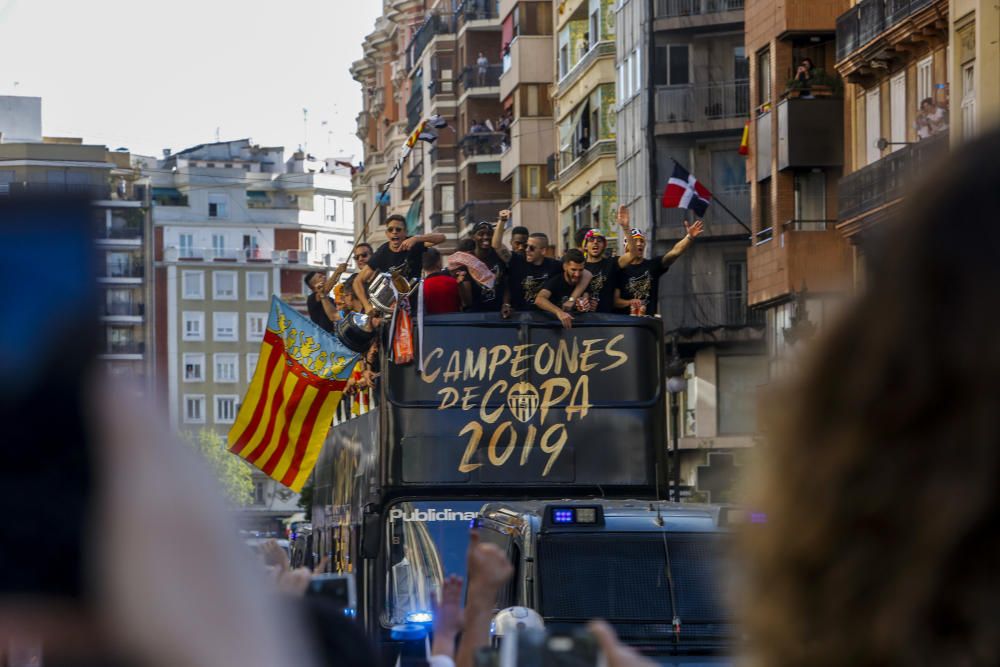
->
[507,382,540,423]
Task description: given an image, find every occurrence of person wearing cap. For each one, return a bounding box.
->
[463,215,506,312]
[614,217,704,316]
[580,206,638,313]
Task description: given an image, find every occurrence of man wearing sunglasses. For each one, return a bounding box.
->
[353,214,445,314]
[353,242,373,270]
[614,218,704,316]
[579,205,639,313]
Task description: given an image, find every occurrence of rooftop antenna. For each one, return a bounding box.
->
[302,108,309,153]
[215,126,220,143]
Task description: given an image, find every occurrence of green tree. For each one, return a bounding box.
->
[184,429,253,506]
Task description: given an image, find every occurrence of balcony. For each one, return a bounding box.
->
[654,0,744,30]
[406,13,455,71]
[102,260,144,280]
[776,97,844,171]
[457,200,509,231]
[836,0,940,67]
[458,132,506,158]
[755,110,772,182]
[556,41,615,97]
[501,117,554,180]
[456,64,502,96]
[96,222,143,242]
[557,139,616,185]
[457,0,499,28]
[103,302,145,318]
[499,36,554,101]
[660,291,764,334]
[838,131,949,223]
[654,80,749,133]
[103,341,145,357]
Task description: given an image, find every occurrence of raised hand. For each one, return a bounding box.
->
[684,219,705,239]
[465,531,514,603]
[617,204,630,229]
[431,573,465,659]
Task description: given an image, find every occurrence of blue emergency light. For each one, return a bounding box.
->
[545,505,604,528]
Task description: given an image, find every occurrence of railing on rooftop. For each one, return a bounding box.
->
[458,132,506,158]
[836,0,936,62]
[654,0,744,18]
[660,291,764,332]
[838,130,949,221]
[456,64,502,93]
[655,80,749,124]
[407,14,455,70]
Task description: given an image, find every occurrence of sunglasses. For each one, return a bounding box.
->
[527,244,540,251]
[354,252,370,259]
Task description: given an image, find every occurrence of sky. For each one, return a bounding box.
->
[0,0,382,159]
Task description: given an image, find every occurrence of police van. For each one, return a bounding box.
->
[310,312,731,659]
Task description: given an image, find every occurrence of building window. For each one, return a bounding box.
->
[179,233,194,258]
[246,313,267,341]
[325,196,337,222]
[327,239,337,256]
[183,394,206,424]
[756,47,771,107]
[214,353,239,383]
[302,235,314,253]
[866,87,881,165]
[208,193,228,218]
[247,352,260,378]
[183,353,205,382]
[246,272,268,301]
[890,72,907,149]
[653,44,690,86]
[182,311,205,341]
[182,270,204,299]
[631,47,640,97]
[717,355,768,435]
[961,62,976,140]
[213,312,238,341]
[793,170,827,222]
[211,233,225,260]
[916,56,933,107]
[213,271,237,300]
[215,395,238,424]
[253,480,266,505]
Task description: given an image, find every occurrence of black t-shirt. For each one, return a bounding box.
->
[617,259,668,315]
[466,248,505,312]
[368,240,427,282]
[537,271,576,310]
[585,257,619,313]
[507,254,562,310]
[306,293,337,333]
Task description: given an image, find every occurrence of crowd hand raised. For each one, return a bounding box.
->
[312,555,330,576]
[684,219,705,239]
[498,209,511,227]
[261,539,290,573]
[275,568,312,597]
[616,204,630,229]
[587,621,657,667]
[431,574,465,652]
[465,531,514,602]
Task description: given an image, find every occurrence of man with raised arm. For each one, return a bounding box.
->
[534,249,593,329]
[614,218,704,316]
[580,205,638,313]
[353,213,445,315]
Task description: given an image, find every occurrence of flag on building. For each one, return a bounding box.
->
[227,297,359,492]
[661,162,713,217]
[738,120,750,156]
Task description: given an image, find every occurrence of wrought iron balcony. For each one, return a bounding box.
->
[836,0,936,62]
[458,132,506,158]
[838,131,948,222]
[655,80,749,125]
[406,13,455,71]
[457,0,499,26]
[456,64,502,93]
[655,0,744,18]
[660,291,764,333]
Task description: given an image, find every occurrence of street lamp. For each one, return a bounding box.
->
[665,335,687,503]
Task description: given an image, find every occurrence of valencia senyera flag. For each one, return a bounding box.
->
[661,162,713,217]
[227,297,359,491]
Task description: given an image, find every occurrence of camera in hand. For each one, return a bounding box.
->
[500,627,605,667]
[306,573,356,614]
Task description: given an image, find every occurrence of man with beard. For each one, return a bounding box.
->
[579,205,637,313]
[353,214,445,314]
[614,218,704,316]
[459,216,505,312]
[353,242,373,271]
[497,232,592,315]
[534,249,592,329]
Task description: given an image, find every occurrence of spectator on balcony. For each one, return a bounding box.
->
[476,52,489,86]
[916,96,948,140]
[614,220,704,317]
[795,58,815,99]
[353,214,445,315]
[581,206,638,313]
[422,247,468,315]
[534,249,593,329]
[305,262,349,333]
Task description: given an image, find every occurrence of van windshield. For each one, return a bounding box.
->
[382,499,491,626]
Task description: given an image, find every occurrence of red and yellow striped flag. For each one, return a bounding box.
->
[227,297,359,492]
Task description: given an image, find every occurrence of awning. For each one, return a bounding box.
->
[246,190,268,199]
[152,187,181,196]
[476,161,500,175]
[405,198,423,236]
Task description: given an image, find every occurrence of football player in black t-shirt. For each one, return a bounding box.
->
[579,206,640,312]
[534,249,593,329]
[353,213,445,315]
[614,214,704,316]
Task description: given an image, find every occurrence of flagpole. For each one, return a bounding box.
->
[668,156,752,236]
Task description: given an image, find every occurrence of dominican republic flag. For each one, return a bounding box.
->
[661,162,713,217]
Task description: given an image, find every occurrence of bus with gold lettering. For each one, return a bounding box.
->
[310,311,666,642]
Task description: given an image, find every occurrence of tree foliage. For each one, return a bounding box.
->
[184,429,253,506]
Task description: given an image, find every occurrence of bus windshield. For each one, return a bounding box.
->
[382,499,489,626]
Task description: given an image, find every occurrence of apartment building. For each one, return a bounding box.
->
[614,1,765,495]
[746,0,853,378]
[550,0,618,252]
[498,0,557,241]
[150,139,353,529]
[0,96,155,392]
[948,0,999,142]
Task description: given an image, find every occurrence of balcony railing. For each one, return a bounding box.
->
[406,13,455,70]
[836,0,936,62]
[103,341,145,356]
[429,145,457,166]
[660,291,764,332]
[429,77,455,98]
[104,261,144,279]
[458,132,506,158]
[655,80,749,124]
[557,41,615,94]
[103,302,145,317]
[654,0,744,18]
[557,139,616,184]
[457,0,499,26]
[430,212,457,229]
[457,200,509,228]
[783,219,837,231]
[96,224,143,241]
[838,131,949,221]
[456,64,502,93]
